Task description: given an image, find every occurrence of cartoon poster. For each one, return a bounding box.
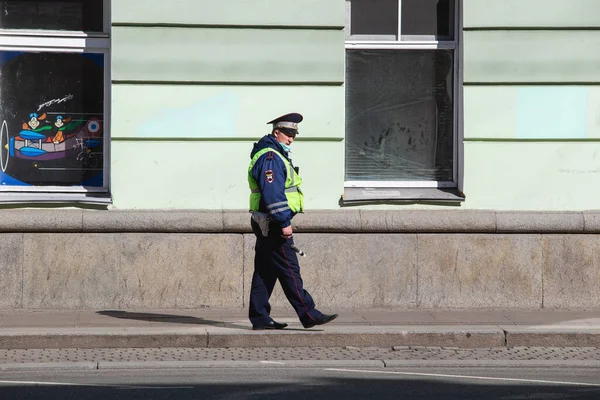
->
[0,51,104,187]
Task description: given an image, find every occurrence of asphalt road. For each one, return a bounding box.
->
[1,366,600,399]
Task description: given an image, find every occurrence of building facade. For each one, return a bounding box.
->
[0,1,598,310]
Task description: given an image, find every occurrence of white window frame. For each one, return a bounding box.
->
[344,0,461,191]
[0,0,111,202]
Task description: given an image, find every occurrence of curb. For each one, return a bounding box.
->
[0,359,599,372]
[382,360,600,369]
[0,333,208,349]
[0,329,506,349]
[96,360,385,370]
[207,330,506,348]
[0,362,97,371]
[1,329,600,349]
[0,360,385,372]
[506,331,600,348]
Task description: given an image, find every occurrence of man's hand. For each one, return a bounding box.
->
[281,225,293,239]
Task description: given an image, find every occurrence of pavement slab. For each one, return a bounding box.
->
[503,310,600,325]
[0,308,597,349]
[362,310,436,325]
[429,310,512,325]
[0,311,79,328]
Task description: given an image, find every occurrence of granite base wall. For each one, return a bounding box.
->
[0,211,597,309]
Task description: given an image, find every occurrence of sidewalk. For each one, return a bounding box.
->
[0,308,600,349]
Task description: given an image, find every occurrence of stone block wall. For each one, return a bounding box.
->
[0,210,598,310]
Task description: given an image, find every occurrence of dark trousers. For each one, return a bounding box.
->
[248,218,323,327]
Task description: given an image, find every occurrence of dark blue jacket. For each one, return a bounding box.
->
[250,135,297,228]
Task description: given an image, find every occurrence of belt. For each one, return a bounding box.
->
[250,187,299,194]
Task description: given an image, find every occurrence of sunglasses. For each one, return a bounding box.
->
[278,129,297,138]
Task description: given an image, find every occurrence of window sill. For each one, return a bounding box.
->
[341,187,465,205]
[0,192,112,206]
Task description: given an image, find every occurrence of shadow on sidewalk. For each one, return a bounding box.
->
[96,311,252,331]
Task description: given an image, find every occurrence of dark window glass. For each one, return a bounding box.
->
[0,51,105,187]
[349,0,398,40]
[345,49,454,182]
[401,0,455,40]
[0,1,104,32]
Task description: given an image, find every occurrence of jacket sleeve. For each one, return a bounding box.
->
[251,152,292,228]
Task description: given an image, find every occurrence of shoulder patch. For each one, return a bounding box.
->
[265,170,274,183]
[266,151,274,160]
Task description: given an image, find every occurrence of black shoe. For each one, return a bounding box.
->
[302,314,338,329]
[252,320,288,330]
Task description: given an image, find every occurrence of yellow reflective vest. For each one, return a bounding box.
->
[248,147,304,213]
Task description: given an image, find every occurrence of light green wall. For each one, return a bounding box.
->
[112,85,344,140]
[111,141,343,209]
[110,1,600,211]
[460,0,600,211]
[464,31,600,83]
[113,0,344,27]
[464,142,600,210]
[112,27,344,83]
[110,1,345,209]
[464,0,600,28]
[464,86,600,139]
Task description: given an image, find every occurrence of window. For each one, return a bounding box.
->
[344,0,461,201]
[0,0,110,202]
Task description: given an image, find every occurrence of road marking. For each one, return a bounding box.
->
[115,386,194,390]
[0,380,192,390]
[325,369,600,388]
[260,361,286,365]
[0,380,86,387]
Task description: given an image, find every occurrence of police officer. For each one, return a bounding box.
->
[248,112,338,330]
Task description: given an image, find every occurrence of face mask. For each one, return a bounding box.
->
[280,143,291,153]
